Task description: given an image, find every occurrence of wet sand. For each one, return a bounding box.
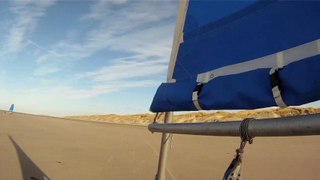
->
[0,111,319,180]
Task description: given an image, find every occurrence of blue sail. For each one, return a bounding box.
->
[150,0,320,112]
[9,104,15,112]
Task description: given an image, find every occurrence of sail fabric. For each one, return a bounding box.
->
[150,0,320,112]
[9,104,15,112]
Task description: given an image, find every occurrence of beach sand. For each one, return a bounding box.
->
[1,111,319,180]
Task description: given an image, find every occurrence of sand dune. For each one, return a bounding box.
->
[66,107,320,125]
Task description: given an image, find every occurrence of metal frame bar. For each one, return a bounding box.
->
[155,1,189,180]
[149,113,320,137]
[155,112,173,180]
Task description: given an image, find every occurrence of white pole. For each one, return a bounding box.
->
[155,112,173,180]
[155,1,189,179]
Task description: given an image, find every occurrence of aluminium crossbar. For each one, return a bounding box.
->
[149,113,320,137]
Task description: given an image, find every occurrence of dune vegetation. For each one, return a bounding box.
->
[66,107,320,126]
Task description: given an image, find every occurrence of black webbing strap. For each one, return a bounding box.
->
[192,83,203,110]
[269,68,287,108]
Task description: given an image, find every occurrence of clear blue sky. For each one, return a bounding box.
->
[0,0,318,116]
[0,0,179,116]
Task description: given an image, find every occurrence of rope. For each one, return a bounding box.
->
[153,112,164,124]
[240,118,254,145]
[237,118,254,153]
[223,118,255,180]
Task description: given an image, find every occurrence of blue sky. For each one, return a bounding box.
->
[0,0,179,116]
[1,0,319,117]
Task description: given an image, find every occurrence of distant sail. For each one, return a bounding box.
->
[9,104,15,112]
[150,0,320,112]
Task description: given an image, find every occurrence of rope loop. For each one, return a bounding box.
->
[223,118,255,180]
[240,118,254,145]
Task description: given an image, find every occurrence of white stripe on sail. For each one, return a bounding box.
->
[197,39,320,83]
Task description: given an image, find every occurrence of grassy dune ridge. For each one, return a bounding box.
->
[65,107,320,126]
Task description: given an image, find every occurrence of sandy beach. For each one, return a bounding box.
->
[1,111,320,180]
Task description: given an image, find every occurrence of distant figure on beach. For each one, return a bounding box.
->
[9,103,15,113]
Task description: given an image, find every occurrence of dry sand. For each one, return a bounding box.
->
[1,111,320,180]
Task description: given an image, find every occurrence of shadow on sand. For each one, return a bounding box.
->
[8,135,51,180]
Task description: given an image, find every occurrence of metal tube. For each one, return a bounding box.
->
[155,112,173,180]
[149,113,320,137]
[154,1,189,179]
